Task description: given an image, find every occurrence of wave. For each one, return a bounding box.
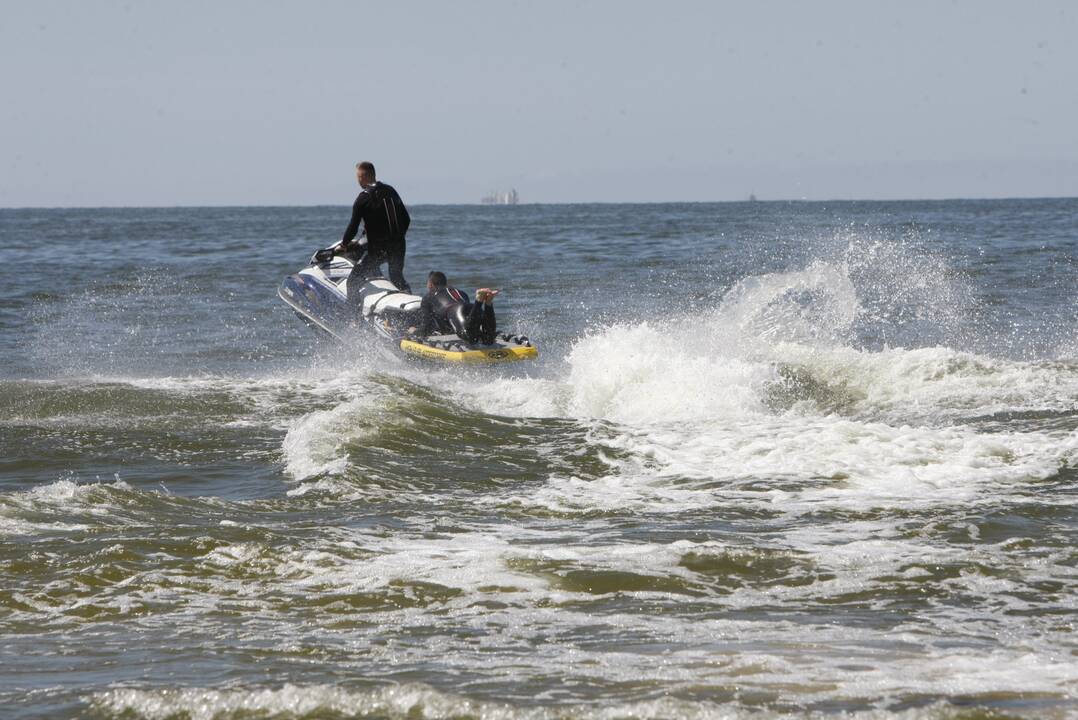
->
[5,252,1073,524]
[430,240,1078,424]
[8,238,1077,524]
[88,675,1077,720]
[386,247,1078,521]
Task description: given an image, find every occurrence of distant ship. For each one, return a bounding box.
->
[481,188,519,205]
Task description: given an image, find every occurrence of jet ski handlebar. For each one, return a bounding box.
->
[312,236,369,264]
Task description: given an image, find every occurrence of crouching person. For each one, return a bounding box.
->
[410,271,498,345]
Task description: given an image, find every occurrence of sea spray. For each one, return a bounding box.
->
[2,202,1076,718]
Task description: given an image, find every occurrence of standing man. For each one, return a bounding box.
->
[341,161,411,292]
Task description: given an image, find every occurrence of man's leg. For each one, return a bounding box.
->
[386,240,409,292]
[346,250,382,312]
[479,304,497,345]
[351,249,383,279]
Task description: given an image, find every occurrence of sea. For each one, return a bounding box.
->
[0,199,1076,720]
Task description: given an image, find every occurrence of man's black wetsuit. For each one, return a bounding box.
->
[415,286,497,345]
[343,181,411,291]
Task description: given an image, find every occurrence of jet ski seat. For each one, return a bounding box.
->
[349,278,423,318]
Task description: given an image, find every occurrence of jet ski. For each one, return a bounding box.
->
[278,246,538,364]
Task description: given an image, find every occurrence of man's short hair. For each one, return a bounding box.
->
[356,161,376,177]
[428,271,447,288]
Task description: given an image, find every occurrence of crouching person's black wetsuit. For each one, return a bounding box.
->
[415,285,497,345]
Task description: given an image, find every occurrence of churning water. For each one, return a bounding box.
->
[1,200,1076,719]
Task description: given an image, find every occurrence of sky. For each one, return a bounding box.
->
[1,0,1076,206]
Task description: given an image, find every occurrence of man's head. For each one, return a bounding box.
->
[427,271,447,293]
[355,161,376,188]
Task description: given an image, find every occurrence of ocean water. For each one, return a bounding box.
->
[0,200,1076,720]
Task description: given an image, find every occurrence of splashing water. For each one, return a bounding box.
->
[2,202,1077,720]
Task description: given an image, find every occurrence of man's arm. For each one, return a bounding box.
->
[342,193,368,245]
[397,189,411,235]
[410,295,434,336]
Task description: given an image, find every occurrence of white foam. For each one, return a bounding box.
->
[489,417,1075,522]
[86,642,1078,719]
[199,530,548,597]
[90,683,769,720]
[440,374,567,418]
[0,514,90,537]
[14,513,1072,712]
[280,396,372,480]
[563,323,772,424]
[0,478,136,537]
[772,343,1078,422]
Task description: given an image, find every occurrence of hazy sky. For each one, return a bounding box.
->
[2,1,1076,206]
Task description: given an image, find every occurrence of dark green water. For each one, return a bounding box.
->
[1,201,1076,719]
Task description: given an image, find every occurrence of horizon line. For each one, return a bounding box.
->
[1,194,1077,211]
